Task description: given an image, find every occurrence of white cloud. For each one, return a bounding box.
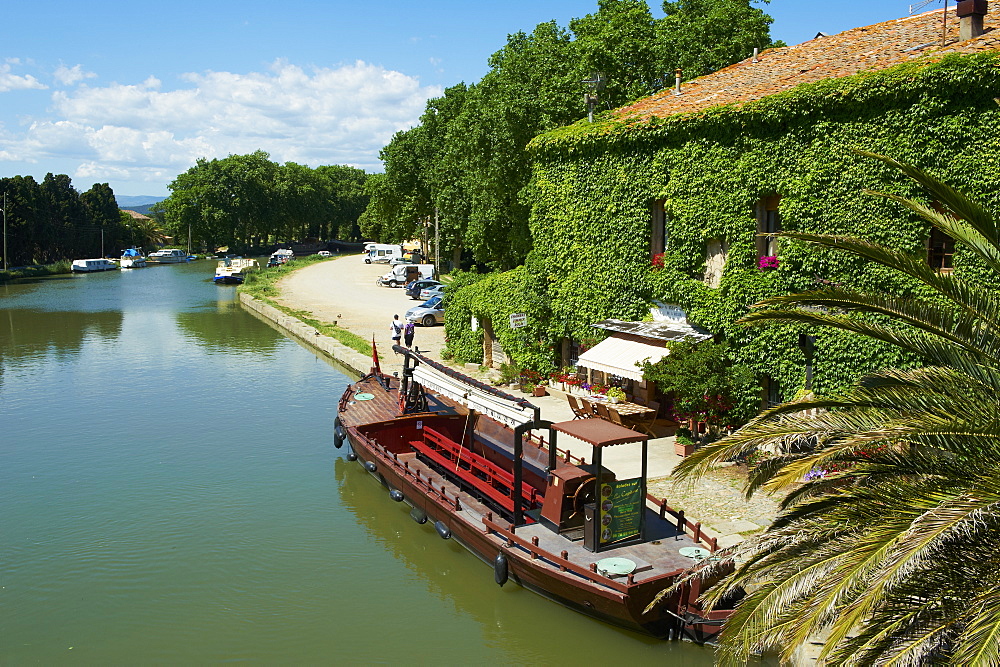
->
[0,62,47,92]
[53,64,97,86]
[2,59,439,187]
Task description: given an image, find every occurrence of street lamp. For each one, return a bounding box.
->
[582,72,606,123]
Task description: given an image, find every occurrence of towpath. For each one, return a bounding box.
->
[271,253,780,548]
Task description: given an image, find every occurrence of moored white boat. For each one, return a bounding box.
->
[120,248,146,268]
[147,249,189,263]
[214,257,259,284]
[71,258,119,273]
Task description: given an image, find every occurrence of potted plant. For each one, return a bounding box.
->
[674,428,696,456]
[533,381,548,397]
[606,387,627,404]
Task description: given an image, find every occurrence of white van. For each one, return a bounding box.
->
[377,263,435,287]
[364,244,403,264]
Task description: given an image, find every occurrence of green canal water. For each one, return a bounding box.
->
[0,261,715,664]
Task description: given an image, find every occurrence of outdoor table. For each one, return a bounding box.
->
[588,396,655,419]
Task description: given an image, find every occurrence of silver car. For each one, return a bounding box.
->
[405,295,444,326]
[419,284,446,300]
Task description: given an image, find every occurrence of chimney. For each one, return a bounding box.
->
[674,68,682,96]
[957,0,987,40]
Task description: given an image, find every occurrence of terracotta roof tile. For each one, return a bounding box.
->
[120,209,151,220]
[616,6,1000,122]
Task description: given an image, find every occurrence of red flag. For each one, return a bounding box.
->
[372,335,382,375]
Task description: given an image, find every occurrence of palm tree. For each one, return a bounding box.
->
[130,214,168,250]
[663,151,1000,666]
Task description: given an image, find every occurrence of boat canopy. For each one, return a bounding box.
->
[552,419,648,447]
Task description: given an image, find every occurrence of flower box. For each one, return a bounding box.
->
[674,442,696,456]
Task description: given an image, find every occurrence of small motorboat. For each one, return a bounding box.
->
[120,248,146,268]
[71,258,119,273]
[214,257,259,284]
[147,249,189,263]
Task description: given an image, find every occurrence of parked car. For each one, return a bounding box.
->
[405,295,444,326]
[405,279,442,299]
[419,284,446,300]
[318,250,332,257]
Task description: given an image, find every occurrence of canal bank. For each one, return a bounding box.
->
[245,256,781,552]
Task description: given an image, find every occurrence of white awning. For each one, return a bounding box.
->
[576,336,668,381]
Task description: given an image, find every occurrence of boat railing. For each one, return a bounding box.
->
[524,431,586,466]
[480,514,682,593]
[648,494,719,552]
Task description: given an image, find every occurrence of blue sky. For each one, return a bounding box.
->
[0,1,922,198]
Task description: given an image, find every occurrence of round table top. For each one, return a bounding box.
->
[678,546,712,560]
[354,392,375,401]
[595,557,637,576]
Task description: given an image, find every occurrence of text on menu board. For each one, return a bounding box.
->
[598,477,642,545]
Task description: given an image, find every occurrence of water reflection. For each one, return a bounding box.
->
[175,300,285,354]
[0,308,124,387]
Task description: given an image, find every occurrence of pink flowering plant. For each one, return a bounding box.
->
[758,255,780,270]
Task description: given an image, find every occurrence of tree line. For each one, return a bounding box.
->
[1,174,128,266]
[156,151,369,253]
[360,0,780,271]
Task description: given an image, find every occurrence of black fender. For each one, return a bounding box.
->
[363,460,377,473]
[333,418,345,449]
[494,552,509,587]
[434,520,451,539]
[346,445,358,462]
[410,508,427,524]
[389,489,404,502]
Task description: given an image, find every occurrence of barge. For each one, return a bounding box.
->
[335,347,733,641]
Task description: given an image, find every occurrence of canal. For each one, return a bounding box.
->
[0,261,714,664]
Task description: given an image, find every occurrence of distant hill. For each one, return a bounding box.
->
[126,203,160,216]
[116,195,165,214]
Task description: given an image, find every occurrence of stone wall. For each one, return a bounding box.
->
[239,293,371,379]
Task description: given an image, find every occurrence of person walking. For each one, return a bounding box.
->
[390,314,403,351]
[404,320,415,350]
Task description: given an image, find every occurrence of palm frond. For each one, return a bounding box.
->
[856,149,1000,246]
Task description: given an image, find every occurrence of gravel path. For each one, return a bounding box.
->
[273,254,447,374]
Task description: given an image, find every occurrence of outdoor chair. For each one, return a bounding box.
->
[607,406,628,427]
[567,395,592,419]
[579,398,596,417]
[632,400,660,437]
[593,402,613,421]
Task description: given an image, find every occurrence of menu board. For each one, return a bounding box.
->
[598,477,642,545]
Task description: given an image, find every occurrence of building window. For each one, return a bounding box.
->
[762,376,782,410]
[650,199,667,260]
[927,226,955,273]
[756,195,781,258]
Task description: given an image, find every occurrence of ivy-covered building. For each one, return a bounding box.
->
[445,5,1000,410]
